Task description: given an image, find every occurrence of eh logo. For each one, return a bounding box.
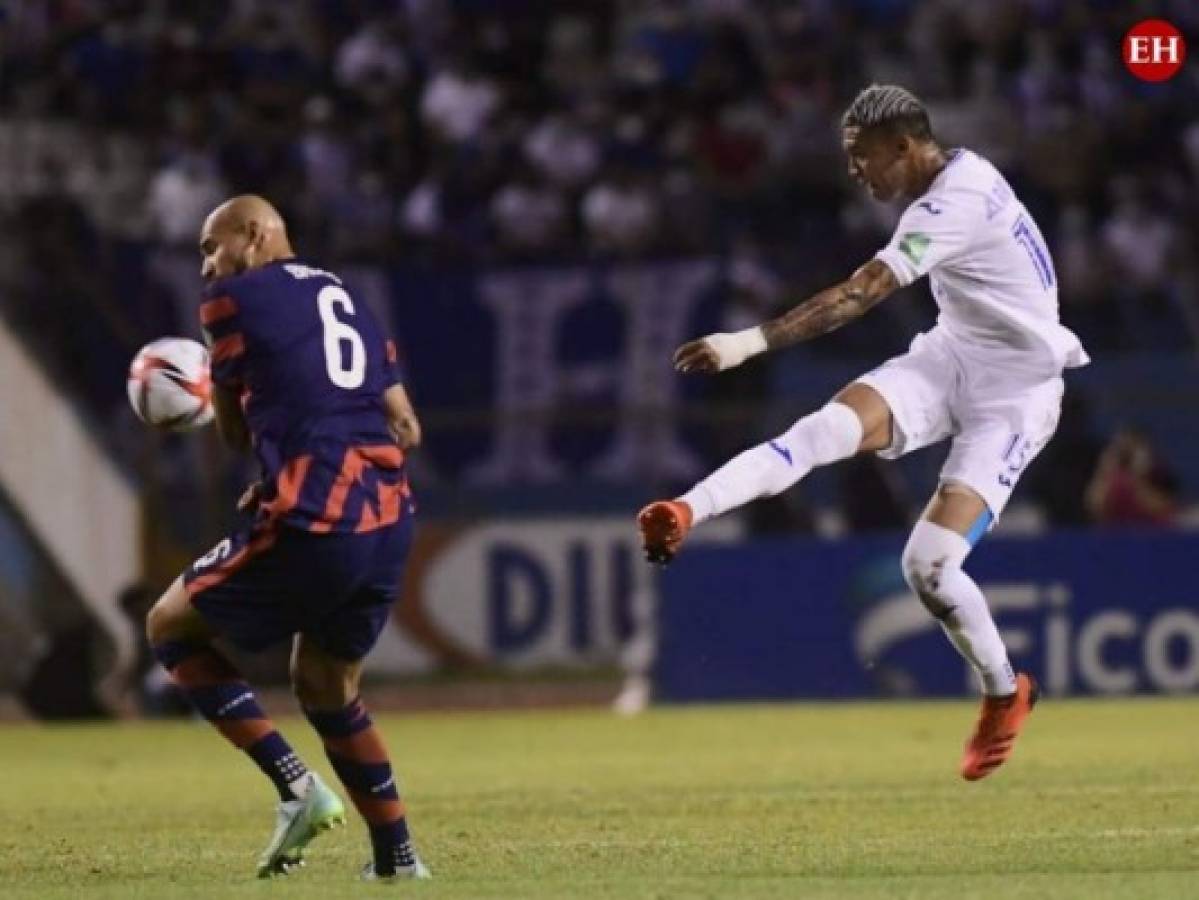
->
[1123,20,1186,82]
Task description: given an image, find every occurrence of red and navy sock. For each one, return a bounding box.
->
[153,640,309,801]
[304,698,414,875]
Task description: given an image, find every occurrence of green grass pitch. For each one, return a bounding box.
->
[1,697,1196,898]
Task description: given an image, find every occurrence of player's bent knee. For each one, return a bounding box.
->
[292,675,355,709]
[901,521,970,620]
[291,659,358,709]
[901,551,951,619]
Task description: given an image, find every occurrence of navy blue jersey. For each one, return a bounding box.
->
[200,259,411,533]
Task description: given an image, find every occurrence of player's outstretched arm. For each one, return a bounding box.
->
[384,383,422,450]
[211,383,251,452]
[674,259,899,374]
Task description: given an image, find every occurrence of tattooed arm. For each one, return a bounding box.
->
[674,260,900,374]
[761,259,899,350]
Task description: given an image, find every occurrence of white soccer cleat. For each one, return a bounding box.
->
[256,773,347,878]
[359,846,433,882]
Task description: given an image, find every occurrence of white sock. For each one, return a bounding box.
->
[680,402,863,524]
[901,520,1017,696]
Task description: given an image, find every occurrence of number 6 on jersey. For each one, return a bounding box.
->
[317,285,366,389]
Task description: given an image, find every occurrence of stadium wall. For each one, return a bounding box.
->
[0,317,140,700]
[655,531,1199,701]
[363,514,741,676]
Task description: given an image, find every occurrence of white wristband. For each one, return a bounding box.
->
[704,326,768,371]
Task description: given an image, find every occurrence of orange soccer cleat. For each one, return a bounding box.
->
[960,672,1040,781]
[637,500,694,565]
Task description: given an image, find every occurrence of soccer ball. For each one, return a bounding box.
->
[127,337,215,432]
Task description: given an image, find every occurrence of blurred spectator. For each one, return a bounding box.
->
[145,150,227,246]
[66,133,150,240]
[0,0,1193,307]
[523,109,602,190]
[581,164,661,257]
[1026,393,1103,528]
[400,167,446,243]
[1085,429,1181,528]
[541,14,606,98]
[621,1,709,88]
[1101,179,1188,348]
[328,169,396,261]
[693,99,773,197]
[335,16,410,97]
[841,457,911,533]
[489,165,569,259]
[420,53,502,146]
[1101,180,1178,299]
[297,96,355,206]
[1056,204,1121,350]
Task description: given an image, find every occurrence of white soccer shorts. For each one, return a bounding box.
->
[855,327,1064,519]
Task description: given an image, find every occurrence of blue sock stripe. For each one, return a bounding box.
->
[303,699,372,738]
[327,752,398,797]
[187,683,266,721]
[151,640,206,671]
[965,509,994,547]
[247,731,290,761]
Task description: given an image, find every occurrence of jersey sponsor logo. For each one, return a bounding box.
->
[916,201,942,215]
[768,440,793,465]
[898,232,931,265]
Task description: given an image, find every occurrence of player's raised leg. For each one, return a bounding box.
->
[639,383,892,562]
[292,635,430,881]
[145,578,346,876]
[902,484,1038,780]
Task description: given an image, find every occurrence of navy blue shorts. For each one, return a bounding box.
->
[184,516,413,661]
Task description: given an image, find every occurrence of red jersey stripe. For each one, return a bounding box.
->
[263,456,313,521]
[356,479,404,533]
[309,448,366,534]
[200,295,239,326]
[307,445,407,534]
[357,445,404,468]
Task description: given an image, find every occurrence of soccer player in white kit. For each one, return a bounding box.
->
[638,84,1089,780]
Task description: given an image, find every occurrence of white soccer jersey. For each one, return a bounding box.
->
[875,149,1089,376]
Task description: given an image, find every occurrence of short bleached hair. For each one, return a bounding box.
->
[841,84,933,141]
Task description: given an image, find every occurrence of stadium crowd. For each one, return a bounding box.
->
[0,0,1196,525]
[2,1,1198,343]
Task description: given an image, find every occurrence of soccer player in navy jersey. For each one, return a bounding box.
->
[145,195,430,881]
